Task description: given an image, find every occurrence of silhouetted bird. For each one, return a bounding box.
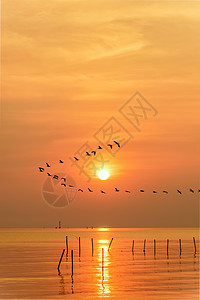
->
[53,175,58,179]
[78,189,83,192]
[69,185,74,188]
[177,190,182,194]
[59,160,63,163]
[61,177,66,181]
[114,141,120,147]
[91,151,96,156]
[107,144,113,149]
[46,162,50,167]
[125,190,130,193]
[198,189,200,193]
[190,189,194,193]
[163,191,168,194]
[101,190,106,194]
[39,167,44,172]
[88,188,93,192]
[98,146,102,149]
[47,173,52,176]
[61,183,66,187]
[86,152,91,156]
[140,190,144,192]
[115,188,119,192]
[153,191,157,193]
[74,157,79,161]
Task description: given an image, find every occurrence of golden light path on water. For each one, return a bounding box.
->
[96,238,111,296]
[95,228,111,296]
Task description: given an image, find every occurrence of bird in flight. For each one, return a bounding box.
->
[153,191,157,194]
[47,173,52,176]
[78,189,83,192]
[91,150,96,156]
[114,141,120,147]
[69,185,74,188]
[53,175,58,179]
[125,190,130,193]
[86,152,91,156]
[46,162,50,167]
[177,190,182,194]
[190,189,194,193]
[98,146,102,149]
[61,177,66,181]
[39,167,44,172]
[101,190,106,194]
[107,144,113,149]
[88,188,93,192]
[59,160,63,163]
[115,188,119,192]
[163,191,168,194]
[140,190,144,192]
[74,157,79,161]
[61,183,66,187]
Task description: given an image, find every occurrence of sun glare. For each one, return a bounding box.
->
[98,170,109,180]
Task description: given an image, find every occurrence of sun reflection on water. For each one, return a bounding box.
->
[97,228,110,232]
[96,239,111,296]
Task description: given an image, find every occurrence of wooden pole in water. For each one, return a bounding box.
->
[57,249,65,272]
[71,250,74,277]
[102,248,104,269]
[132,240,134,253]
[102,248,104,279]
[91,238,94,256]
[108,238,113,250]
[79,237,81,257]
[154,239,156,257]
[167,239,169,257]
[179,239,182,256]
[66,236,68,255]
[143,239,146,254]
[193,237,197,255]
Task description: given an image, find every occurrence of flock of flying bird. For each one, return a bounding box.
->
[38,141,199,195]
[73,140,121,161]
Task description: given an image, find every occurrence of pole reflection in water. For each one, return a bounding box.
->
[96,239,111,296]
[57,272,66,295]
[71,279,74,295]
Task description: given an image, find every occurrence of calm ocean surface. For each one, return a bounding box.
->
[0,228,199,300]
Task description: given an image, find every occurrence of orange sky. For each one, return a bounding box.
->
[1,0,199,228]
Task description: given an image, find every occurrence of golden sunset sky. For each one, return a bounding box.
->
[1,0,199,227]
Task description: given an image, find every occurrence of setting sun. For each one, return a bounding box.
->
[98,170,109,180]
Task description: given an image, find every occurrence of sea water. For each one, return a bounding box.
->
[0,228,199,299]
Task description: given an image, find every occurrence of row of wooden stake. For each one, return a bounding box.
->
[57,236,197,273]
[64,236,113,257]
[133,237,197,256]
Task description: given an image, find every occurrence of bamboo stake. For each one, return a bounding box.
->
[57,249,65,272]
[91,238,94,256]
[132,240,134,253]
[79,237,81,257]
[66,236,68,255]
[193,237,197,255]
[167,239,169,257]
[154,239,156,257]
[102,248,104,270]
[179,239,182,256]
[143,239,146,254]
[108,238,113,250]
